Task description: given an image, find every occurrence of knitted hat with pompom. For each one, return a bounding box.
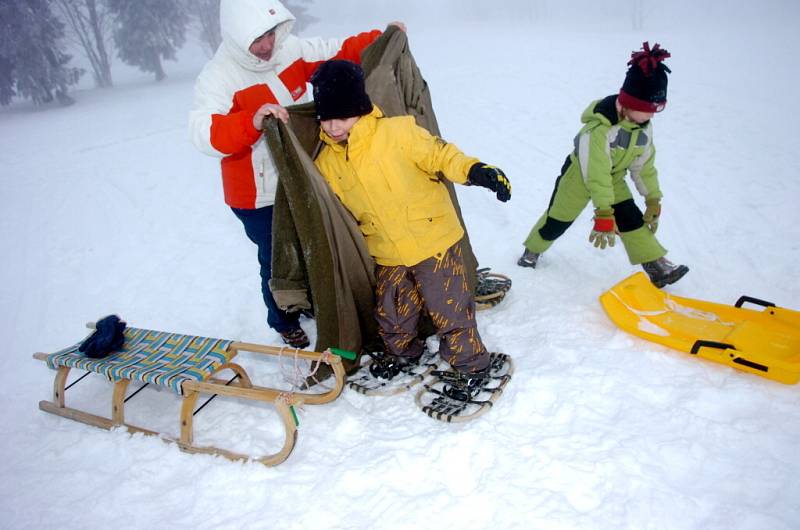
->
[618,42,671,113]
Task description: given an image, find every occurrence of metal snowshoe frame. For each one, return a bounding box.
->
[415,353,513,423]
[34,324,351,466]
[475,268,512,311]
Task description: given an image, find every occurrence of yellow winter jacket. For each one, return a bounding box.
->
[315,106,479,267]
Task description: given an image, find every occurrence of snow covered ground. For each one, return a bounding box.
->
[1,2,799,529]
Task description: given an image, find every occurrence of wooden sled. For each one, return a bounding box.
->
[34,325,350,466]
[600,272,800,384]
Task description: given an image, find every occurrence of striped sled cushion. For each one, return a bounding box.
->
[46,327,234,395]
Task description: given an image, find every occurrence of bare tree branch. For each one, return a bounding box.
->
[54,0,113,87]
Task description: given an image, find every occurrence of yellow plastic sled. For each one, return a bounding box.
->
[600,273,800,384]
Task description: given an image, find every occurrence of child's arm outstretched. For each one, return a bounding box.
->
[406,120,511,202]
[466,163,511,202]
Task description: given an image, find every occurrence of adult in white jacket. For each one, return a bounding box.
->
[189,0,383,347]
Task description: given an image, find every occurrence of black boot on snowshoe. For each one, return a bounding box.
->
[517,248,540,268]
[367,351,422,381]
[416,353,514,422]
[348,348,438,396]
[642,257,689,288]
[442,367,492,402]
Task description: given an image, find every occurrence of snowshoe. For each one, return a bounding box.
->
[475,268,512,311]
[642,257,689,288]
[347,348,440,396]
[415,352,513,423]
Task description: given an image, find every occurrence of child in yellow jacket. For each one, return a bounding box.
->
[311,59,510,390]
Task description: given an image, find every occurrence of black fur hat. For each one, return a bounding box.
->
[618,42,671,113]
[311,60,373,121]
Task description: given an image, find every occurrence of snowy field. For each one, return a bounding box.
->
[1,2,799,529]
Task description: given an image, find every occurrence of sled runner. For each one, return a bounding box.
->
[347,348,440,396]
[600,273,800,384]
[475,268,512,311]
[34,324,351,466]
[415,353,514,423]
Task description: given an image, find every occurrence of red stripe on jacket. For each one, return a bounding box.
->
[211,30,382,209]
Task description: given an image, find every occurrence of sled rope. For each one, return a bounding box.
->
[277,346,333,392]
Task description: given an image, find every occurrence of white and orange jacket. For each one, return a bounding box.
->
[189,0,380,209]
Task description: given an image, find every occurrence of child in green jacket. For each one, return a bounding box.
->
[518,42,688,288]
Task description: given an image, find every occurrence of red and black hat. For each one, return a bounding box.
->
[618,42,671,113]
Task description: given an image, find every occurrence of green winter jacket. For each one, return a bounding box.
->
[571,95,662,211]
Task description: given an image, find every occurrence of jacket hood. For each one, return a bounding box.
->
[581,94,619,127]
[220,0,295,71]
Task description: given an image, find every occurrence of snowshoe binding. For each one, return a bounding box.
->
[475,268,512,311]
[347,348,440,396]
[415,352,513,423]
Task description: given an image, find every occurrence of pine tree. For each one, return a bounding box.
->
[0,0,82,106]
[108,0,188,82]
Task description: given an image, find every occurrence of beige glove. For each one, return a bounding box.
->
[588,208,616,249]
[643,198,661,233]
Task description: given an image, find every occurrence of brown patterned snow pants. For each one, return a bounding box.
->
[374,242,490,373]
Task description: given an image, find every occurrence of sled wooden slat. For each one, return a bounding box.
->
[34,325,347,466]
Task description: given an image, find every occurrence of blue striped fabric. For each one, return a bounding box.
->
[46,327,234,395]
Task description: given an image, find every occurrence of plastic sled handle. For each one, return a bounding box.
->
[690,340,735,355]
[734,296,776,309]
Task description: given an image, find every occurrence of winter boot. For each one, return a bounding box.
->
[367,351,422,380]
[442,366,493,402]
[280,327,310,349]
[348,348,438,396]
[642,257,689,288]
[416,353,514,422]
[517,248,540,268]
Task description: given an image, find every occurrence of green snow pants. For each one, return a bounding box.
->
[522,157,667,265]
